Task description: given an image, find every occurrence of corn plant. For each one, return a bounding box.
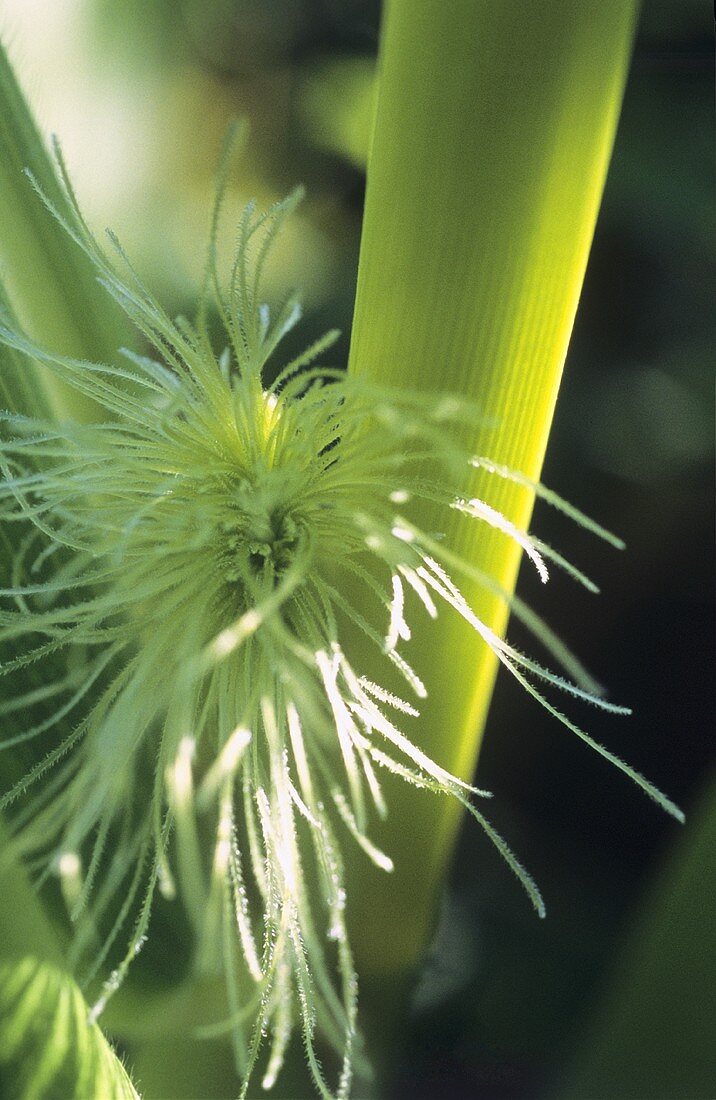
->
[0,2,683,1097]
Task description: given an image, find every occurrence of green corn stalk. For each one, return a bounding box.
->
[345,0,639,992]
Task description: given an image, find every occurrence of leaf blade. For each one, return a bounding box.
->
[0,957,140,1100]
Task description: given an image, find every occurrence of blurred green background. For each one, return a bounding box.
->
[0,0,712,1096]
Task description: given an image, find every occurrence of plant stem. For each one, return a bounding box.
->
[346,0,638,981]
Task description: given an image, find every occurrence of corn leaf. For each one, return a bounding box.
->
[0,43,128,421]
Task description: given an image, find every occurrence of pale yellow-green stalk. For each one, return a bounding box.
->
[346,0,641,979]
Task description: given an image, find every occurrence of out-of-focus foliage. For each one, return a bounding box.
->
[562,770,716,1099]
[298,57,376,168]
[0,822,61,967]
[0,45,127,418]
